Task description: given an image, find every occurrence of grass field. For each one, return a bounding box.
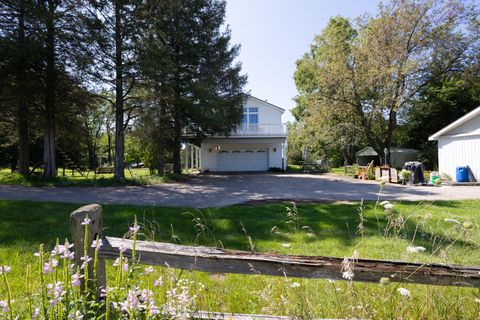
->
[0,167,187,187]
[1,199,479,318]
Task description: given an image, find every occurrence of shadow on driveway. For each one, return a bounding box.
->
[0,173,478,207]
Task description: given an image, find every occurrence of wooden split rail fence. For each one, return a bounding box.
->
[71,204,480,319]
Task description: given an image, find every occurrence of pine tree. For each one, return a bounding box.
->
[136,0,247,174]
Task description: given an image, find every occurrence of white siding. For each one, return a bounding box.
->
[438,135,480,181]
[245,97,282,125]
[200,138,285,172]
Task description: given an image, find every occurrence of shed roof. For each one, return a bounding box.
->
[428,106,480,141]
[355,147,418,157]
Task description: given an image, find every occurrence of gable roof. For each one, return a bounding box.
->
[355,146,418,157]
[429,106,480,141]
[246,95,285,114]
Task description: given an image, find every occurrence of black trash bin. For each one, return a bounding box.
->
[402,161,425,185]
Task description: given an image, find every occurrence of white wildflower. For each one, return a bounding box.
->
[290,282,301,288]
[406,246,426,254]
[341,250,359,280]
[384,203,395,211]
[144,266,154,274]
[281,243,291,248]
[0,300,7,313]
[380,201,390,206]
[68,310,84,320]
[81,217,91,225]
[0,266,10,275]
[475,298,480,304]
[397,287,411,297]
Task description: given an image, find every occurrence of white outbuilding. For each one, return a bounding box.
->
[428,106,480,182]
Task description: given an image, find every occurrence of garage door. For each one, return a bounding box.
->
[217,149,268,171]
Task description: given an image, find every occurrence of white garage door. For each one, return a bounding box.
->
[217,149,268,171]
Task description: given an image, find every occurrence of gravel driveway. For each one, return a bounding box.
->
[0,173,478,207]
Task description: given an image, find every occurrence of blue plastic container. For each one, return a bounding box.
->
[456,166,469,182]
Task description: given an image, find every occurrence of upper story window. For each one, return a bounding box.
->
[242,107,258,131]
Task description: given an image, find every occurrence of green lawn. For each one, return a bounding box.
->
[1,199,479,318]
[330,166,350,176]
[0,167,187,187]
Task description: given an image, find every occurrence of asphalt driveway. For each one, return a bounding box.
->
[0,173,478,207]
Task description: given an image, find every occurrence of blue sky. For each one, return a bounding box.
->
[224,0,381,122]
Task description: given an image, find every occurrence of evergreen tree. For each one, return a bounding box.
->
[136,0,246,174]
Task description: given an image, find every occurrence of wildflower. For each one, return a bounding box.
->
[43,262,54,274]
[406,246,426,254]
[154,276,164,287]
[327,278,335,284]
[379,277,390,285]
[129,225,140,233]
[113,257,129,271]
[341,250,359,280]
[380,201,390,206]
[0,300,7,313]
[0,266,10,275]
[81,217,91,225]
[80,256,92,269]
[100,286,113,298]
[68,310,84,320]
[71,272,83,287]
[118,242,127,253]
[144,266,154,274]
[32,308,40,318]
[91,239,103,250]
[290,282,301,288]
[475,298,480,304]
[120,289,139,313]
[281,243,291,248]
[51,258,58,268]
[47,282,65,306]
[51,243,75,258]
[384,203,395,211]
[397,287,411,297]
[445,218,461,225]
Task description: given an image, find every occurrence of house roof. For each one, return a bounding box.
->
[355,146,418,157]
[428,106,480,141]
[247,95,285,114]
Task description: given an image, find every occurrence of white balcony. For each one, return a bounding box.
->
[232,124,288,136]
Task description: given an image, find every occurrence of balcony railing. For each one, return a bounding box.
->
[232,124,287,136]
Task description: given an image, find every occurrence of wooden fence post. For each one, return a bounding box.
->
[70,204,106,298]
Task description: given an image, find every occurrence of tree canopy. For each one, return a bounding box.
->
[293,0,480,166]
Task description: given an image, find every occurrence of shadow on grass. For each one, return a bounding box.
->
[0,200,478,263]
[0,171,187,187]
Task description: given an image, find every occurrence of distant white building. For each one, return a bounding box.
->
[185,95,287,172]
[429,106,480,181]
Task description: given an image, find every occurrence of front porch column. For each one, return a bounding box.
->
[184,144,189,170]
[190,144,194,170]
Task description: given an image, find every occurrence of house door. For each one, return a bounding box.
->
[216,149,268,171]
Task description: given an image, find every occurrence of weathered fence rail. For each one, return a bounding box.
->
[71,204,480,319]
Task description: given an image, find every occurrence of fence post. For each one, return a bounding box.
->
[70,204,106,298]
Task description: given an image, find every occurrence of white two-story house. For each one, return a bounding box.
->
[185,95,287,172]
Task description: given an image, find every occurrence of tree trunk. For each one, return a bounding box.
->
[157,101,165,176]
[43,0,56,178]
[17,0,29,175]
[172,124,181,174]
[113,1,125,179]
[157,135,165,175]
[107,132,112,165]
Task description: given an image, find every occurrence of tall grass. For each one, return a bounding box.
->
[0,188,479,318]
